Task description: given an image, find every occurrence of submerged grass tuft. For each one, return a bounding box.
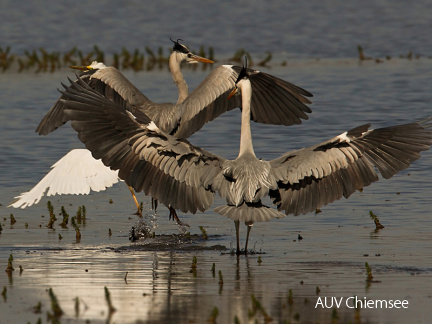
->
[1,286,7,302]
[208,306,219,324]
[47,287,63,319]
[365,262,374,282]
[104,286,116,314]
[76,205,86,224]
[71,216,81,241]
[211,263,216,277]
[59,206,69,228]
[287,289,293,305]
[33,301,42,314]
[369,211,385,230]
[5,254,14,274]
[190,256,198,276]
[199,226,208,239]
[1,44,429,73]
[218,270,224,294]
[74,297,80,318]
[249,294,273,323]
[46,201,56,229]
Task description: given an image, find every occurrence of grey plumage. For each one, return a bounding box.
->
[60,67,432,254]
[36,40,312,139]
[35,41,312,221]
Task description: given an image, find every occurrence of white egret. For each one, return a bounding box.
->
[9,149,120,208]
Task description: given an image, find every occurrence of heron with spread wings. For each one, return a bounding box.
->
[18,40,313,224]
[57,61,432,254]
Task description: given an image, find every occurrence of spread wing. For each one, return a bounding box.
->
[38,64,312,139]
[36,67,143,135]
[59,77,222,214]
[89,67,150,106]
[270,121,432,216]
[9,149,120,208]
[174,65,313,138]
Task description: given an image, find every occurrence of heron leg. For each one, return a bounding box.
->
[128,186,142,218]
[151,198,158,212]
[244,221,253,254]
[169,207,190,227]
[234,220,240,255]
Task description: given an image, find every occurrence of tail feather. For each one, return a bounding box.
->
[215,202,284,223]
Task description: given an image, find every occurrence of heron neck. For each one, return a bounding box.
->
[169,54,189,104]
[238,80,256,158]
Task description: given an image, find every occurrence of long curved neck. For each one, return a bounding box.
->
[238,79,256,158]
[169,53,189,104]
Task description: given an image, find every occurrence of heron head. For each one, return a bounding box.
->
[70,61,107,71]
[69,61,106,71]
[228,57,249,100]
[170,38,213,64]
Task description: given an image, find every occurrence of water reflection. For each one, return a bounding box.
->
[2,231,431,323]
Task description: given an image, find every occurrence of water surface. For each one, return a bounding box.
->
[1,1,432,323]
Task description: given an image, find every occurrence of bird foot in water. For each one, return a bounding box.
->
[133,208,143,218]
[169,207,190,227]
[234,247,253,256]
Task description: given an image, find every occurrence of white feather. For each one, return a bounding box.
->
[9,149,120,208]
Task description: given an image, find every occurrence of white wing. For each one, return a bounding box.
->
[9,149,121,208]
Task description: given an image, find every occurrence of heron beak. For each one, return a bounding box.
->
[227,87,238,100]
[69,65,93,71]
[189,54,214,64]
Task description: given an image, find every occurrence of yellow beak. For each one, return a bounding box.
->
[69,65,93,71]
[227,86,238,100]
[190,54,214,64]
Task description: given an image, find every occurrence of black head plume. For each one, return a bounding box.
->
[235,56,249,84]
[170,37,189,54]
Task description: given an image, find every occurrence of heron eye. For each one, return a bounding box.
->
[187,53,192,58]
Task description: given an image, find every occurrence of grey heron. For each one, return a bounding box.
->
[34,40,215,221]
[35,40,313,223]
[36,39,313,138]
[59,64,432,254]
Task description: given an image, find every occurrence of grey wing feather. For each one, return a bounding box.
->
[174,65,313,138]
[36,68,141,135]
[270,121,432,215]
[36,70,96,135]
[90,67,150,106]
[246,67,312,126]
[60,77,223,213]
[214,202,285,223]
[174,65,240,138]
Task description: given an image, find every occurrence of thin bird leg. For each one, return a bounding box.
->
[151,198,158,211]
[169,207,190,227]
[234,220,240,255]
[127,186,142,217]
[244,221,254,254]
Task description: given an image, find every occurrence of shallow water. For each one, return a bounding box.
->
[1,58,432,324]
[1,1,432,323]
[2,0,432,59]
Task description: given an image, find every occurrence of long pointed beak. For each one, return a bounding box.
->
[69,65,93,71]
[189,54,214,64]
[227,86,238,100]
